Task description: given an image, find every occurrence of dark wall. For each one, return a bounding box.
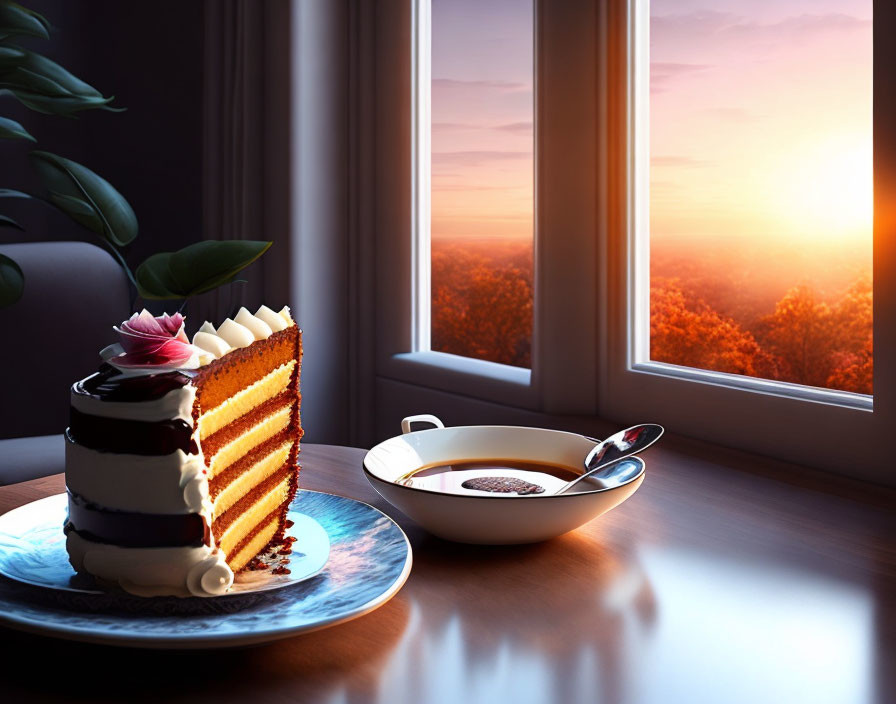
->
[0,0,204,265]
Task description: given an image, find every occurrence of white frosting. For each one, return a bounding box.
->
[193,331,231,359]
[71,383,196,424]
[255,305,288,333]
[235,307,273,340]
[191,306,296,367]
[65,440,210,514]
[66,530,233,598]
[216,318,254,349]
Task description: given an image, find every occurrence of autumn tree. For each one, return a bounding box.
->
[431,240,533,367]
[650,278,769,376]
[826,277,873,393]
[755,285,840,388]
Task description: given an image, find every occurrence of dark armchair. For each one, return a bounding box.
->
[0,242,129,484]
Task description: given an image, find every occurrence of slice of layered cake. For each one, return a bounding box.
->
[65,306,302,597]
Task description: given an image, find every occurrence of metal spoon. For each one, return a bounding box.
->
[554,424,664,495]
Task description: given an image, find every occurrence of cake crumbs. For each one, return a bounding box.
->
[272,566,291,575]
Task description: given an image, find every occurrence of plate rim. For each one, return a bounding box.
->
[0,489,413,648]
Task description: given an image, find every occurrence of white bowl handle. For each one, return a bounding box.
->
[401,414,445,434]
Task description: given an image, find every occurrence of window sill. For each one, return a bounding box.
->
[379,351,535,409]
[631,362,873,412]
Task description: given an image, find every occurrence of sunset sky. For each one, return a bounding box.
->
[650,0,872,250]
[431,0,872,258]
[431,0,533,241]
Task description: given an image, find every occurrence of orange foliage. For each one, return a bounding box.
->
[650,279,771,377]
[430,238,873,394]
[655,277,872,394]
[431,240,533,367]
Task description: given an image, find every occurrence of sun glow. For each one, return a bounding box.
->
[772,136,873,241]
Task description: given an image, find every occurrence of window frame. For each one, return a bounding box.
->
[368,0,894,484]
[374,0,600,415]
[599,0,893,482]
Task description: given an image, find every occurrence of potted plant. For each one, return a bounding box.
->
[0,1,270,309]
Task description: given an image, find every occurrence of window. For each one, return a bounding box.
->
[644,1,873,398]
[368,1,893,481]
[428,0,535,369]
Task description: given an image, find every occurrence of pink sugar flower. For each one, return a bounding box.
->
[104,310,200,371]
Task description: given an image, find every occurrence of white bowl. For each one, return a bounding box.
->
[363,415,645,544]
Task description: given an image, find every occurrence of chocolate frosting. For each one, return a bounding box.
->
[73,363,193,403]
[66,490,210,548]
[66,414,195,456]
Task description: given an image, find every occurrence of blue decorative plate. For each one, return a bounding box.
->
[0,494,331,596]
[0,490,412,648]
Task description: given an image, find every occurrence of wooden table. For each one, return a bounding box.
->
[0,442,894,704]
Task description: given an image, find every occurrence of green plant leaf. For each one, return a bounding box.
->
[30,151,137,245]
[0,46,26,66]
[134,251,180,299]
[0,188,31,199]
[0,115,33,140]
[0,2,50,41]
[0,47,116,115]
[1,49,103,97]
[6,65,69,96]
[6,90,114,115]
[0,253,24,308]
[136,241,272,300]
[0,213,23,229]
[47,191,103,232]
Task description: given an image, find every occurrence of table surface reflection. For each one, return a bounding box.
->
[0,441,893,704]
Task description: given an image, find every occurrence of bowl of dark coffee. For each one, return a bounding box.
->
[363,415,647,544]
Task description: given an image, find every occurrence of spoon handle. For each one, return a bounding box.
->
[554,455,633,495]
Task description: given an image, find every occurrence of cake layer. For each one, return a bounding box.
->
[207,404,294,479]
[212,439,294,519]
[66,529,233,598]
[65,438,208,515]
[227,507,285,573]
[214,466,292,539]
[67,411,194,456]
[66,491,209,548]
[201,391,296,460]
[194,327,299,410]
[198,360,296,441]
[217,473,293,558]
[209,428,293,497]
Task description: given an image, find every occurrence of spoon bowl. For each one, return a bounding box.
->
[555,424,663,495]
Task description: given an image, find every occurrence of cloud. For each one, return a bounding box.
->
[651,62,712,93]
[650,10,742,35]
[432,78,530,93]
[433,184,522,192]
[433,151,533,167]
[432,122,472,131]
[432,121,534,135]
[493,121,533,133]
[651,156,711,168]
[727,12,871,39]
[651,10,870,45]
